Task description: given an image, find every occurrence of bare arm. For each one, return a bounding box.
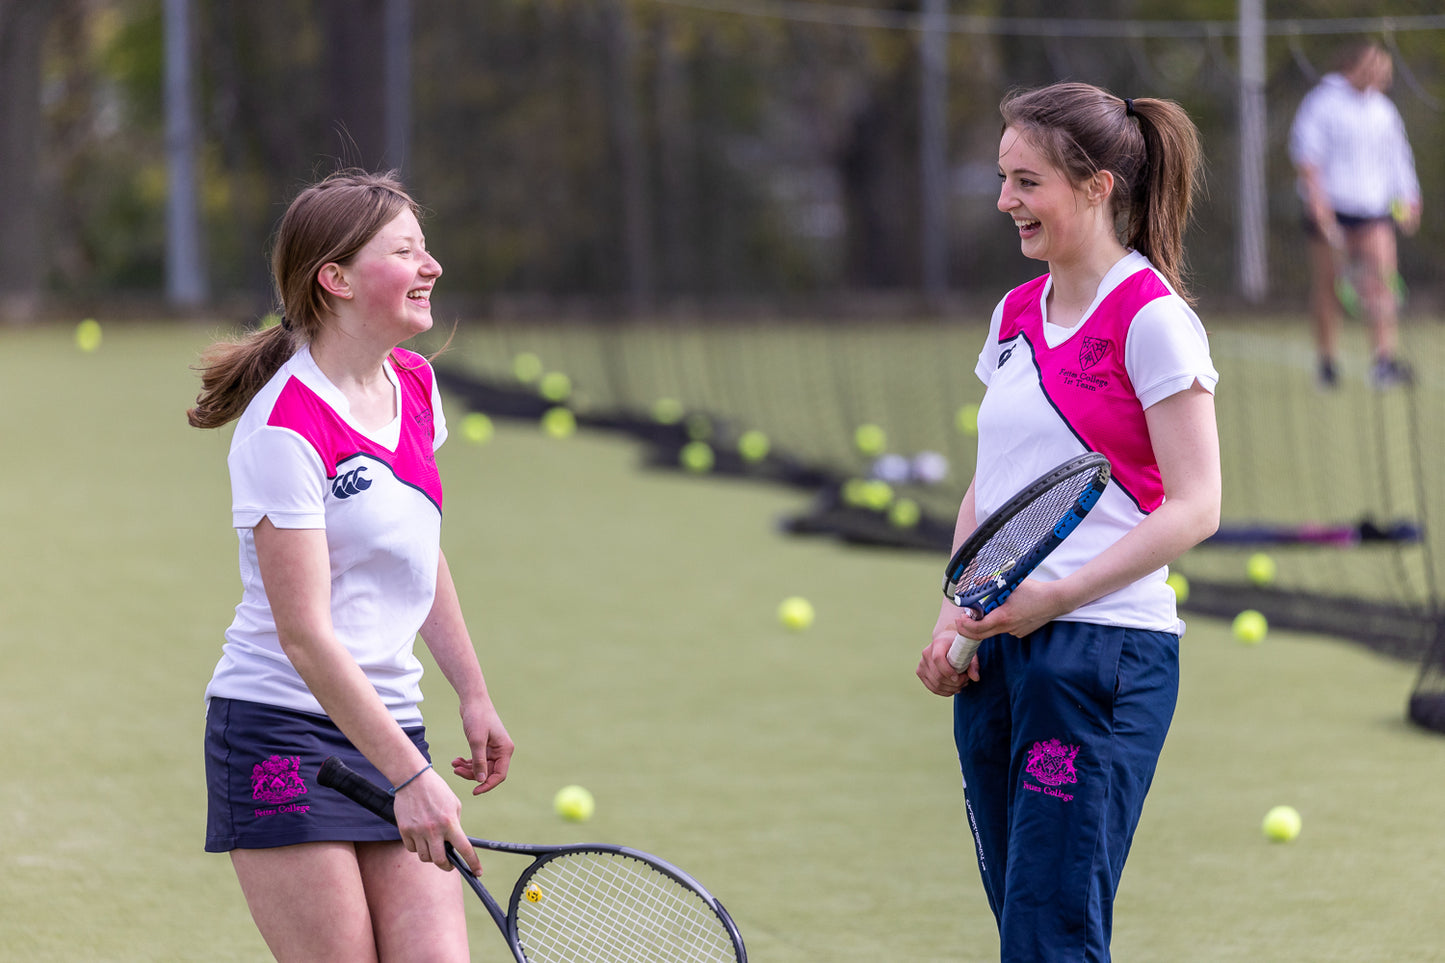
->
[419,550,514,795]
[1296,162,1343,249]
[253,519,480,872]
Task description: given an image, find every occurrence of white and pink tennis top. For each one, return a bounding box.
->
[973,251,1217,633]
[205,345,449,725]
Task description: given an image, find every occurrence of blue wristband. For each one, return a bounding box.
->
[390,765,431,795]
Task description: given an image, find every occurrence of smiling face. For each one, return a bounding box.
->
[340,208,442,341]
[997,126,1104,266]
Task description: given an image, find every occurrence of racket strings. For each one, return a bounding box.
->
[514,851,739,963]
[954,476,1092,593]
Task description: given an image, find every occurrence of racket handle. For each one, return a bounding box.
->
[318,756,398,824]
[946,632,982,673]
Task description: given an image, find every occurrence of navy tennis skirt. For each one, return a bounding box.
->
[204,697,431,853]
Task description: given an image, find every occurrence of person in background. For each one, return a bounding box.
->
[917,83,1220,962]
[1289,39,1421,389]
[189,169,513,962]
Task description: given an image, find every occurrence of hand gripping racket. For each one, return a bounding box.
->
[317,757,747,963]
[941,452,1111,672]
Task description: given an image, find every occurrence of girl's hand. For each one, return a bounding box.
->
[451,699,514,795]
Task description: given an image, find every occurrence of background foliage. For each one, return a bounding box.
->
[4,0,1444,317]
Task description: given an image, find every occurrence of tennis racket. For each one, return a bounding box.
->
[941,452,1111,671]
[317,757,747,963]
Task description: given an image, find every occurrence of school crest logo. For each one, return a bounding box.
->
[251,755,308,804]
[1025,739,1079,787]
[1078,337,1110,371]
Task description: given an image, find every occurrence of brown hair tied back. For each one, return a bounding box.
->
[186,170,419,429]
[1000,83,1203,303]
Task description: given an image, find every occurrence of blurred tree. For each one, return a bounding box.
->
[0,1,59,321]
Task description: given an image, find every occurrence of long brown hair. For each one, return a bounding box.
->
[186,170,419,429]
[1000,83,1204,302]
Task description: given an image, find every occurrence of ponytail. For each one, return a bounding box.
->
[1121,97,1203,303]
[186,169,419,429]
[186,322,299,429]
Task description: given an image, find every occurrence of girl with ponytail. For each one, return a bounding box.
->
[192,170,512,960]
[917,84,1220,962]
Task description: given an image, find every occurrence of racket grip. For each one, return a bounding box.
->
[946,632,982,673]
[318,756,398,824]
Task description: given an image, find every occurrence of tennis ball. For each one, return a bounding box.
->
[778,596,815,631]
[459,412,494,445]
[1232,609,1268,644]
[685,414,713,441]
[652,397,684,425]
[513,352,543,383]
[1391,199,1409,224]
[538,371,572,402]
[75,318,102,352]
[541,407,576,438]
[679,441,715,473]
[737,429,770,463]
[955,403,980,436]
[554,785,595,822]
[1247,552,1277,586]
[1262,805,1302,842]
[854,423,887,456]
[841,478,870,507]
[1165,572,1190,603]
[860,479,894,511]
[889,497,921,528]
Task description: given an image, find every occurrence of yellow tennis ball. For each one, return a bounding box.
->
[679,441,715,473]
[778,596,815,631]
[889,497,921,528]
[1262,805,1302,842]
[1165,572,1190,603]
[512,352,543,382]
[955,403,980,436]
[685,414,713,441]
[459,412,494,445]
[853,423,887,456]
[1247,552,1277,586]
[1391,199,1409,224]
[1232,609,1268,644]
[540,407,576,438]
[860,479,894,511]
[841,478,870,507]
[554,785,595,822]
[75,318,102,352]
[538,371,572,402]
[652,397,684,425]
[737,429,770,463]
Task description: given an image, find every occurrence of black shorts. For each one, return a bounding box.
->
[204,697,430,852]
[1302,210,1393,240]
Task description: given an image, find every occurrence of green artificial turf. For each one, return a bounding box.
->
[2,320,1442,961]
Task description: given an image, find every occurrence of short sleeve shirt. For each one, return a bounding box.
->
[204,345,448,725]
[973,252,1217,632]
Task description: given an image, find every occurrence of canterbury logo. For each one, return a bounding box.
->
[331,466,373,499]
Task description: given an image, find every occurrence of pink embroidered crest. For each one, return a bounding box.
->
[251,755,308,804]
[1025,739,1080,787]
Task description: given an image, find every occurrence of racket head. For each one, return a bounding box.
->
[943,452,1110,616]
[508,846,747,963]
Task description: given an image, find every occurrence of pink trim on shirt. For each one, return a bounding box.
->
[266,348,444,510]
[1000,270,1169,512]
